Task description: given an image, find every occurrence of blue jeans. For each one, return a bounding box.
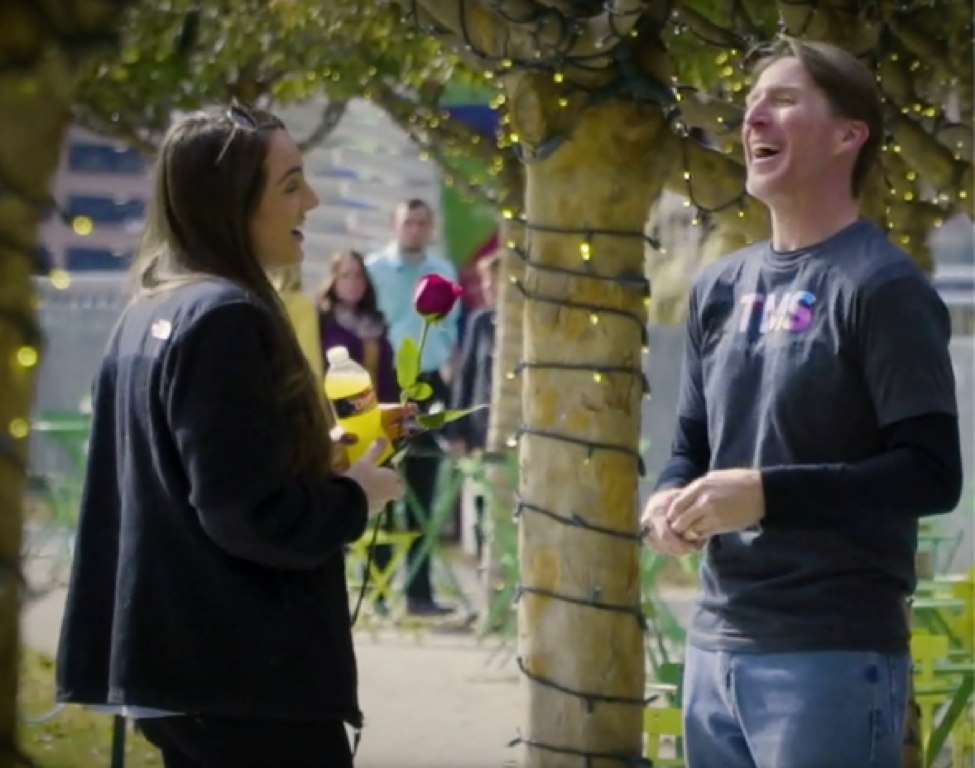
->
[683,645,911,768]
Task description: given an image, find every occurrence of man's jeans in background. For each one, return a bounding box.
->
[683,645,911,768]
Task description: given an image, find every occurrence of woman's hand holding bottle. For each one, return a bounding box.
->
[343,439,405,516]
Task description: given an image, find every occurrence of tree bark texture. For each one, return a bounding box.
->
[0,2,130,763]
[512,87,678,767]
[0,32,74,768]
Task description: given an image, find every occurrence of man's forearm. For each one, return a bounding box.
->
[761,413,962,529]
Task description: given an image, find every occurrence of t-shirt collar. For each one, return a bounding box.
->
[388,241,428,269]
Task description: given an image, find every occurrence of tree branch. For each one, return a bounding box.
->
[885,198,947,274]
[776,0,818,38]
[875,33,973,185]
[295,98,349,153]
[408,0,644,66]
[371,81,496,166]
[369,80,520,208]
[70,106,159,158]
[776,0,877,52]
[665,138,768,243]
[673,86,743,149]
[731,0,761,39]
[876,45,917,107]
[887,13,952,75]
[884,7,972,150]
[937,122,972,165]
[482,0,545,24]
[406,0,506,56]
[673,4,748,49]
[467,0,645,60]
[434,155,504,209]
[885,108,973,219]
[417,78,449,107]
[566,0,645,59]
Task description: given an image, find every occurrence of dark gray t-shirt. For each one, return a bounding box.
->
[680,219,957,653]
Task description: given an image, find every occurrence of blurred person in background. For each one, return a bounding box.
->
[315,249,401,613]
[55,104,407,768]
[447,251,500,561]
[316,250,398,405]
[270,263,324,381]
[366,198,460,617]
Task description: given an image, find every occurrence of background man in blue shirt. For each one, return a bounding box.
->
[367,198,460,616]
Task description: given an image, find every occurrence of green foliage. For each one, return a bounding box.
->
[19,649,157,767]
[395,317,481,427]
[395,336,420,392]
[417,406,487,430]
[70,0,515,206]
[666,1,779,91]
[73,0,462,148]
[404,381,435,401]
[416,411,448,430]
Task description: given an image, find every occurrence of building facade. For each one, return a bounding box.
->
[37,101,444,282]
[37,125,151,274]
[275,97,443,289]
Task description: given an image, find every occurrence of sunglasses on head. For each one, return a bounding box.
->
[228,103,259,129]
[214,102,263,165]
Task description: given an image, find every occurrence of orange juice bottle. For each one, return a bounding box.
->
[323,346,391,465]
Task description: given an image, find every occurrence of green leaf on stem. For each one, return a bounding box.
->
[416,412,447,429]
[416,405,486,430]
[396,336,420,390]
[404,381,434,401]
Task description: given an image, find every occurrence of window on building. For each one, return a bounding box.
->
[67,142,147,176]
[66,195,145,227]
[65,247,132,272]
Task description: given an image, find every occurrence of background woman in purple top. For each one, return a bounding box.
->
[315,250,403,612]
[315,250,398,403]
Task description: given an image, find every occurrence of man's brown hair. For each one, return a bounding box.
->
[394,198,434,221]
[750,37,884,198]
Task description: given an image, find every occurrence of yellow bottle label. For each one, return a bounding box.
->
[331,385,378,419]
[324,367,391,465]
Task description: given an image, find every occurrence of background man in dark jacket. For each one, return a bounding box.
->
[448,252,499,559]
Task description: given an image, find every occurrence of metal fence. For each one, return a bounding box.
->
[30,276,975,571]
[31,276,125,475]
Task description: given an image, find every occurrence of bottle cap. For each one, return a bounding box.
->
[326,346,351,366]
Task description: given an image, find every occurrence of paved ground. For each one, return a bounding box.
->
[20,533,695,768]
[19,539,527,768]
[23,585,524,768]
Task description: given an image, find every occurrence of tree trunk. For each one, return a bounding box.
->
[479,212,526,630]
[515,94,678,767]
[0,42,75,768]
[0,3,131,761]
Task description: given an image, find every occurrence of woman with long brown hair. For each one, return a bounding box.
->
[55,105,405,767]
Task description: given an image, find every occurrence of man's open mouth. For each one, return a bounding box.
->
[751,144,781,160]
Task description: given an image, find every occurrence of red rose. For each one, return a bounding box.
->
[413,274,463,321]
